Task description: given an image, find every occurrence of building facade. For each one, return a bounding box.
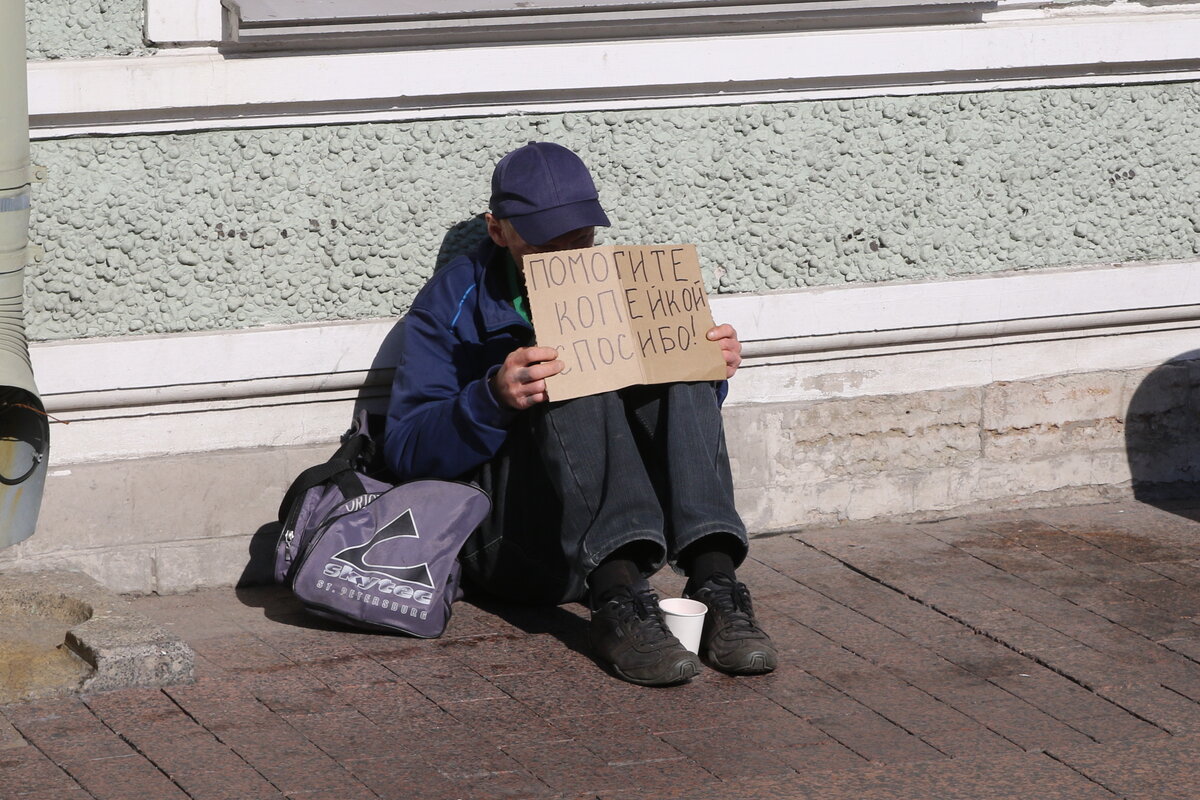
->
[9,0,1200,591]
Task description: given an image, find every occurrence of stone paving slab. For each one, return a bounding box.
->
[5,498,1200,798]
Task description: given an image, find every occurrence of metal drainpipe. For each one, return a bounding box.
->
[0,0,49,549]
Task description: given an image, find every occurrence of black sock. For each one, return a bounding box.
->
[588,542,657,609]
[682,536,740,595]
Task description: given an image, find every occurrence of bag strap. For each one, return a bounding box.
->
[276,420,372,523]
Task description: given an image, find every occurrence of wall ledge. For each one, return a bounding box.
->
[28,14,1200,137]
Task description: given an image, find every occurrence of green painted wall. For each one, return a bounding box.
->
[26,0,149,59]
[27,81,1200,341]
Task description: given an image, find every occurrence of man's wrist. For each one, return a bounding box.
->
[485,365,522,415]
[485,365,504,405]
[472,366,519,426]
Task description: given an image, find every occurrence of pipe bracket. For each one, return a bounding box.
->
[0,247,33,275]
[0,165,30,192]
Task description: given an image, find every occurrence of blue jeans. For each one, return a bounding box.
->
[459,381,748,604]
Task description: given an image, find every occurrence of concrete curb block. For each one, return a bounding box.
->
[0,570,194,696]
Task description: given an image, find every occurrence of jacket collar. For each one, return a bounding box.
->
[474,239,533,334]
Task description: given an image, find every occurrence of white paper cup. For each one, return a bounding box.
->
[659,597,707,654]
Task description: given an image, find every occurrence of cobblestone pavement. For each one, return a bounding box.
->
[6,499,1200,799]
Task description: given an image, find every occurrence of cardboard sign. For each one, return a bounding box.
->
[522,244,727,401]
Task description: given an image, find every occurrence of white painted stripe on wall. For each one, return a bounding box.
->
[34,319,397,400]
[28,14,1200,136]
[29,258,1200,464]
[715,260,1200,344]
[39,321,1200,464]
[29,69,1200,139]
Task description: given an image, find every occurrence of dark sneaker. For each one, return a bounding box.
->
[687,574,778,674]
[589,584,701,686]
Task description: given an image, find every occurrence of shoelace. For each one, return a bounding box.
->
[603,586,674,640]
[704,574,759,634]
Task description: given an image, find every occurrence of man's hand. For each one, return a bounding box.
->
[491,346,564,410]
[707,323,742,379]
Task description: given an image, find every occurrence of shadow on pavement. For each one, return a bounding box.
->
[234,524,356,632]
[232,584,342,631]
[464,590,593,660]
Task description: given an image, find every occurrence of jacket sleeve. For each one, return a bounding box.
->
[383,305,516,481]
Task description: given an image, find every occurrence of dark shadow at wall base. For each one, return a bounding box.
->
[1126,349,1200,516]
[1131,481,1200,505]
[237,521,281,588]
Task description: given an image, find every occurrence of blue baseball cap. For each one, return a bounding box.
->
[489,142,610,246]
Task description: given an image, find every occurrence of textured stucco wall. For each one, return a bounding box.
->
[26,0,150,59]
[27,81,1200,340]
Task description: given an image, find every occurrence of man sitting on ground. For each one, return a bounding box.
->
[384,141,776,686]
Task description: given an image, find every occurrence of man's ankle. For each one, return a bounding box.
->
[681,536,740,596]
[588,542,659,610]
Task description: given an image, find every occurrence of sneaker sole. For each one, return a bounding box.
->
[707,650,778,675]
[611,657,700,687]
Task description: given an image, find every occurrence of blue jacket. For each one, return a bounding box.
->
[384,239,530,480]
[384,238,728,481]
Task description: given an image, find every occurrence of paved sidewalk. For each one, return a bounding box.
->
[6,499,1200,799]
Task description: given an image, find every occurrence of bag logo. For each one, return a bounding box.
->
[340,492,381,514]
[328,508,435,590]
